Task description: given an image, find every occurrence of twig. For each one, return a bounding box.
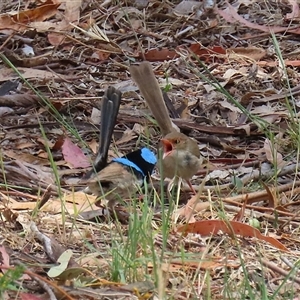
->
[262,259,300,285]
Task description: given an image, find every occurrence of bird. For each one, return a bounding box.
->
[85,147,157,206]
[129,61,202,193]
[81,86,157,206]
[161,132,202,193]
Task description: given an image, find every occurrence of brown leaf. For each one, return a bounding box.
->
[215,4,300,35]
[286,0,300,20]
[228,46,266,61]
[61,137,91,168]
[177,220,289,251]
[47,32,66,46]
[0,245,10,271]
[257,60,300,67]
[141,44,226,62]
[0,94,40,107]
[0,0,60,31]
[20,293,44,300]
[233,195,248,222]
[64,0,82,24]
[263,139,285,168]
[4,150,49,166]
[151,258,239,272]
[142,48,178,62]
[0,67,66,81]
[189,44,226,57]
[261,182,277,208]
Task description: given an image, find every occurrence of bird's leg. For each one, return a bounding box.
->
[167,178,174,200]
[167,176,183,200]
[186,180,197,195]
[137,194,145,201]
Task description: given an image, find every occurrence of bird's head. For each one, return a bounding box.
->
[161,132,189,158]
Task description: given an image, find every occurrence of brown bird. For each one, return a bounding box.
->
[130,62,202,193]
[161,131,202,193]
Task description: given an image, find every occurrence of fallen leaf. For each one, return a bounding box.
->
[4,150,49,165]
[20,293,44,300]
[61,137,91,168]
[0,246,10,272]
[47,249,73,278]
[0,0,60,31]
[143,48,178,61]
[177,220,289,251]
[141,44,226,62]
[0,107,13,116]
[173,195,210,223]
[257,60,300,67]
[215,4,300,35]
[87,139,98,154]
[0,67,66,81]
[263,138,286,168]
[228,46,266,61]
[173,1,202,16]
[286,0,300,20]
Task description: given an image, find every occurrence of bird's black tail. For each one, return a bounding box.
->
[83,86,121,179]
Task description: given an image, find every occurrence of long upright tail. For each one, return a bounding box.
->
[84,86,121,179]
[130,61,178,136]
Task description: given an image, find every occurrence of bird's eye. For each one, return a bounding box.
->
[174,139,180,144]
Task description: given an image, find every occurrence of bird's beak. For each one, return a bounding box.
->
[161,139,173,159]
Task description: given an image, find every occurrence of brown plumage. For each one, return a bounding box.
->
[161,132,201,179]
[84,147,157,206]
[86,162,142,202]
[161,132,202,193]
[130,62,202,193]
[129,62,175,136]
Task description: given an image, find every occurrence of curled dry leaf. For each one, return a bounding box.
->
[264,138,286,169]
[173,194,210,223]
[0,0,60,31]
[173,1,202,16]
[227,46,267,61]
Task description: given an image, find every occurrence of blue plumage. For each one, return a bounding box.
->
[112,157,145,176]
[112,147,157,178]
[141,147,157,165]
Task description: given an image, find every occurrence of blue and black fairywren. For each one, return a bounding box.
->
[82,86,157,205]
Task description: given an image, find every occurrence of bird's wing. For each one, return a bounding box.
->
[88,162,133,184]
